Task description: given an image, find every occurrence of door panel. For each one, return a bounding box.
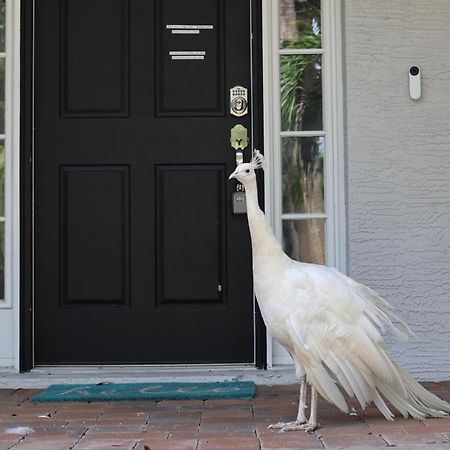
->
[61,0,129,116]
[60,165,130,306]
[156,165,225,304]
[156,0,224,114]
[34,0,255,364]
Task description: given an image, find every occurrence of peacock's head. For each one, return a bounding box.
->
[228,149,265,184]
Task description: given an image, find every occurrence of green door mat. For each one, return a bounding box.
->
[31,381,256,402]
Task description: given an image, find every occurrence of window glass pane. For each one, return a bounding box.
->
[282,136,324,214]
[0,57,4,134]
[0,221,3,300]
[279,0,321,49]
[282,219,325,264]
[280,55,322,131]
[0,0,4,53]
[0,140,3,217]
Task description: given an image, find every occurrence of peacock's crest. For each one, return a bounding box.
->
[250,149,266,171]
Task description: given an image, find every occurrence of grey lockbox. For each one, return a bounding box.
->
[232,191,247,214]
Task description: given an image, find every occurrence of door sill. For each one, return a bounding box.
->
[1,365,297,388]
[36,363,256,369]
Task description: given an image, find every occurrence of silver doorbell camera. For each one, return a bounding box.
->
[409,66,421,100]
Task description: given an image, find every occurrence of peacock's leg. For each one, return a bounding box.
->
[297,375,308,422]
[278,385,320,432]
[268,375,308,430]
[300,385,320,431]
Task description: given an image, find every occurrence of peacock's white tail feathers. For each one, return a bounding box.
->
[361,361,450,420]
[250,149,265,171]
[306,363,349,414]
[393,364,450,418]
[331,268,414,343]
[358,284,414,343]
[312,357,450,421]
[370,388,395,421]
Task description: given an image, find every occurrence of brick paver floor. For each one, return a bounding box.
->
[0,383,449,449]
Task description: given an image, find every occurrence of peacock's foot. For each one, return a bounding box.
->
[268,419,306,431]
[299,420,320,432]
[273,420,320,433]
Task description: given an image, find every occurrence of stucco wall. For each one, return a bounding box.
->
[344,0,450,380]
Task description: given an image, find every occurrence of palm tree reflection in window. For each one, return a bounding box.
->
[280,0,321,49]
[282,138,325,264]
[280,0,325,264]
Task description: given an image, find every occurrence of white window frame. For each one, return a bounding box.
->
[262,0,346,366]
[0,0,21,313]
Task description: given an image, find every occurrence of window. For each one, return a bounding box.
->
[263,0,345,364]
[279,0,326,264]
[264,0,345,268]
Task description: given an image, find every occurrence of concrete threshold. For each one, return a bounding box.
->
[0,364,297,388]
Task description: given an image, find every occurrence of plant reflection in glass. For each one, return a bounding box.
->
[280,0,321,48]
[281,55,322,131]
[282,138,325,265]
[282,137,324,214]
[283,219,325,264]
[0,0,4,52]
[280,0,325,264]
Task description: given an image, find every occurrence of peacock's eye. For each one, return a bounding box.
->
[245,169,250,173]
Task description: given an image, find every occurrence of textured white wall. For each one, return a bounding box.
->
[344,0,450,380]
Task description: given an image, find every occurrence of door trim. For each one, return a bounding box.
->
[20,0,34,372]
[250,0,267,370]
[20,0,266,371]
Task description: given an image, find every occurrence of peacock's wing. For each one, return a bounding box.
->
[284,263,450,420]
[284,264,412,419]
[327,267,414,342]
[285,305,396,419]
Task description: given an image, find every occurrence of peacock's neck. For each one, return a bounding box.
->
[244,181,286,266]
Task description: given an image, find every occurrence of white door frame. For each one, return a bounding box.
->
[0,0,21,371]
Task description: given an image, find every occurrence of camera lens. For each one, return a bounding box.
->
[410,66,420,76]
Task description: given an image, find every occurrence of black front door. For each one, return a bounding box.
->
[34,0,257,364]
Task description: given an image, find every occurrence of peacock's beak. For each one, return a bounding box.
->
[228,172,237,180]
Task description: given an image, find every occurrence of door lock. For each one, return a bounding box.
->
[230,124,248,166]
[230,86,248,117]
